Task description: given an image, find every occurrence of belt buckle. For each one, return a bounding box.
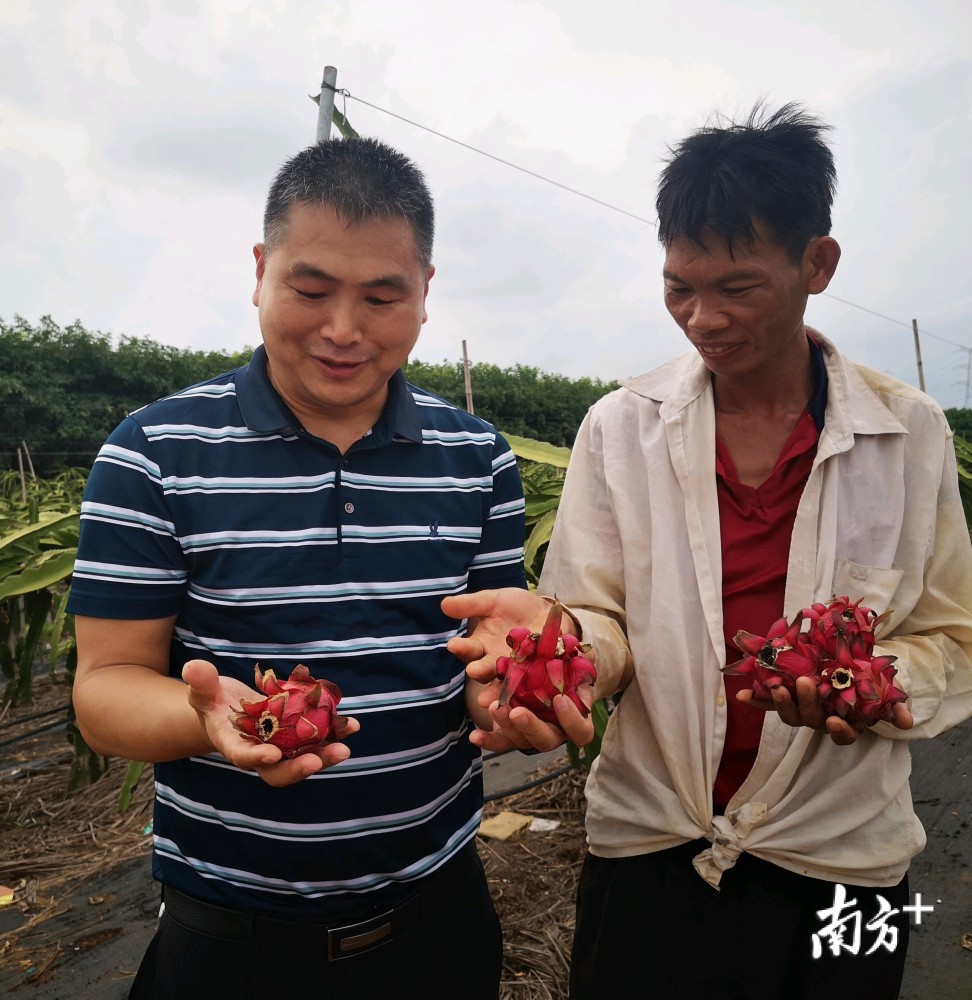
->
[326,909,394,961]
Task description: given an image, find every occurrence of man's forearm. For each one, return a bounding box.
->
[73,663,212,762]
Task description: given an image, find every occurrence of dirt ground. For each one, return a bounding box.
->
[0,677,586,999]
[0,677,969,999]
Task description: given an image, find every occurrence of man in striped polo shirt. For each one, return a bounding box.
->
[69,138,526,998]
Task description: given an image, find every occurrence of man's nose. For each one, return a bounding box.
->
[321,301,360,345]
[687,296,729,333]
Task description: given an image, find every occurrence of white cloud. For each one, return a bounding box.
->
[2,0,970,406]
[61,0,141,84]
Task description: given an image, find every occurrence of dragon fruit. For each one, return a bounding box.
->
[732,612,824,700]
[802,596,887,658]
[231,664,343,758]
[495,599,596,724]
[817,642,907,733]
[725,596,907,731]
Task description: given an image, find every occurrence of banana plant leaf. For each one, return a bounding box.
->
[524,495,562,519]
[523,508,558,583]
[506,434,571,468]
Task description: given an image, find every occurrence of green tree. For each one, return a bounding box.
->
[1,316,253,475]
[2,316,617,473]
[403,358,617,447]
[944,408,972,439]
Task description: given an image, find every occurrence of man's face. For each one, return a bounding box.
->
[252,202,433,436]
[662,228,837,382]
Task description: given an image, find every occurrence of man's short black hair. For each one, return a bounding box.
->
[263,137,435,270]
[656,102,836,261]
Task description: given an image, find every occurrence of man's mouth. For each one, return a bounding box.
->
[318,357,365,367]
[314,357,367,378]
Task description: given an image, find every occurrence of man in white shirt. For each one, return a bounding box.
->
[443,104,972,999]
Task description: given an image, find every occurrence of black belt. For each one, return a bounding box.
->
[163,878,426,961]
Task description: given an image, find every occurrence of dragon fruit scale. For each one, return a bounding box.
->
[802,596,888,659]
[731,613,824,700]
[231,664,343,758]
[817,642,907,733]
[495,599,596,724]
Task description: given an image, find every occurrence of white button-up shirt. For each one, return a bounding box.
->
[540,331,972,887]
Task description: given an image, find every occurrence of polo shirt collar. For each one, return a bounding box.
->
[374,368,423,445]
[806,333,828,431]
[235,344,423,444]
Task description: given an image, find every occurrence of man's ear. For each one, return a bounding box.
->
[805,236,841,295]
[252,244,267,306]
[421,264,435,325]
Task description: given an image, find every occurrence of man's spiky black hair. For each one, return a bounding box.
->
[656,102,836,260]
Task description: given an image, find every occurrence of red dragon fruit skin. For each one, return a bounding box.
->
[231,664,343,758]
[730,614,823,699]
[817,641,906,732]
[494,599,596,724]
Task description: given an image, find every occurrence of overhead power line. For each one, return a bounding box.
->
[820,292,913,329]
[324,84,654,226]
[324,83,969,356]
[822,293,970,352]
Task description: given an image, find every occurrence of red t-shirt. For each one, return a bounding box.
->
[712,410,820,811]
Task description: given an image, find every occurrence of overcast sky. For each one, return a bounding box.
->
[2,0,970,407]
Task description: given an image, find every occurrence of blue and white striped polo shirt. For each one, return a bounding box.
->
[67,346,526,917]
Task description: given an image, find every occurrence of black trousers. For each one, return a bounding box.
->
[570,841,910,1000]
[128,844,502,1000]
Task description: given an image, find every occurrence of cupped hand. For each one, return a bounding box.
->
[443,588,596,753]
[182,660,359,786]
[472,698,596,754]
[737,675,914,746]
[441,588,559,683]
[468,675,596,754]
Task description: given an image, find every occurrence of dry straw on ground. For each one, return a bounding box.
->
[0,681,588,999]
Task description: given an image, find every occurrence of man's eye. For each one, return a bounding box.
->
[366,296,395,306]
[296,289,326,300]
[724,286,755,296]
[665,286,690,296]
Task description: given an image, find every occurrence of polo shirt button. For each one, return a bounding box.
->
[344,502,355,514]
[716,695,725,707]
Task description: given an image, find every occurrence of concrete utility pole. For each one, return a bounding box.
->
[912,318,925,392]
[462,340,474,414]
[310,68,359,139]
[316,66,338,143]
